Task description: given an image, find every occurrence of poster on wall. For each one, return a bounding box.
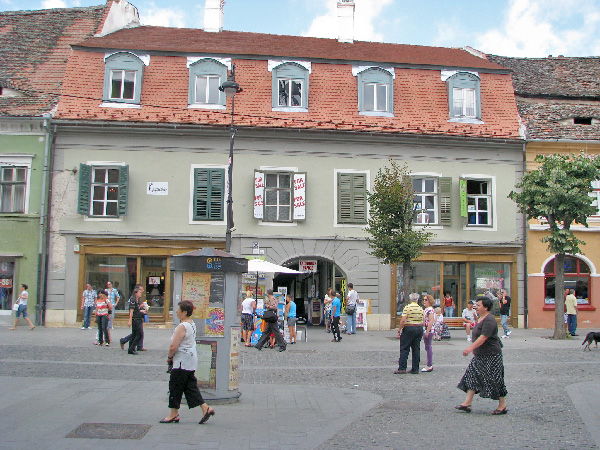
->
[356,299,369,331]
[196,340,217,389]
[182,272,211,319]
[229,327,241,391]
[205,307,225,336]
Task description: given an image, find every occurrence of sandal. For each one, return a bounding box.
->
[454,404,472,413]
[199,408,215,424]
[492,408,508,415]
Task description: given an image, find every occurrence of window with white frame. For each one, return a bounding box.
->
[466,179,492,226]
[0,165,27,213]
[445,72,481,120]
[356,67,394,116]
[413,177,438,225]
[78,164,128,218]
[278,78,303,107]
[188,58,228,107]
[254,170,306,222]
[364,83,387,112]
[270,62,310,111]
[590,180,600,215]
[103,52,147,105]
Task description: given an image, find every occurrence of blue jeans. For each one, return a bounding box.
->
[500,314,510,335]
[83,305,94,328]
[445,306,454,317]
[567,314,577,335]
[346,312,356,333]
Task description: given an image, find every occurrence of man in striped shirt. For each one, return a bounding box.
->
[394,293,425,374]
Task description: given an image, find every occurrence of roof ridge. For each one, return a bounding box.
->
[0,5,106,16]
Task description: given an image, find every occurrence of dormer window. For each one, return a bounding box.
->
[443,71,482,122]
[353,66,395,117]
[269,61,311,112]
[187,58,229,109]
[558,117,599,125]
[102,52,148,105]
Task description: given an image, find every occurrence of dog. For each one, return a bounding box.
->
[582,332,600,351]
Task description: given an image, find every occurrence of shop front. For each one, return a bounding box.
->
[76,238,224,325]
[391,246,520,329]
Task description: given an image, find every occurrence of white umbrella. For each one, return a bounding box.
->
[247,259,302,274]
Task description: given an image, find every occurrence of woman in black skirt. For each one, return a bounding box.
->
[455,297,508,415]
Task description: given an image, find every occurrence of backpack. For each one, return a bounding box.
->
[441,323,451,340]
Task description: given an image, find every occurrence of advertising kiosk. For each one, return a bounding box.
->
[170,248,247,403]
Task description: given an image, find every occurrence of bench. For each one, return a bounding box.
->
[444,318,467,329]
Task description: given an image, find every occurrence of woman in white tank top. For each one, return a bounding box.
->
[160,300,215,424]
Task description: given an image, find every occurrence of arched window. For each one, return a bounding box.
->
[188,58,228,108]
[544,255,590,305]
[103,52,146,104]
[446,72,481,120]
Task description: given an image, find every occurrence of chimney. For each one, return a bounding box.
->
[204,0,225,33]
[337,0,355,43]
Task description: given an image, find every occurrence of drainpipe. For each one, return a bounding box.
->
[36,116,54,326]
[522,140,528,329]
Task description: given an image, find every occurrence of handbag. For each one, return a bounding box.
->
[345,304,356,315]
[262,309,277,323]
[12,302,19,311]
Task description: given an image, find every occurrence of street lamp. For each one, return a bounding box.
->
[219,64,243,253]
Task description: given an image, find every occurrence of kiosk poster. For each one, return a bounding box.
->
[182,272,211,319]
[205,307,225,336]
[196,340,217,389]
[229,327,241,390]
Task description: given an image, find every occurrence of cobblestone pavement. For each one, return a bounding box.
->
[1,325,599,449]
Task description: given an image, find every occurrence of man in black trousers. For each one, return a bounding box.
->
[126,286,144,355]
[255,289,286,352]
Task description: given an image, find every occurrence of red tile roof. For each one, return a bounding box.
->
[77,27,507,71]
[0,5,108,117]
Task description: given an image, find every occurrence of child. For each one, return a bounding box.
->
[433,307,444,341]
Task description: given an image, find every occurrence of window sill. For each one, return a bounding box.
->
[359,111,394,117]
[448,117,484,124]
[543,304,596,311]
[188,104,226,110]
[100,102,141,109]
[258,220,297,227]
[272,107,308,113]
[83,216,123,222]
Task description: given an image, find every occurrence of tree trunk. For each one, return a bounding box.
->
[402,260,411,309]
[553,253,567,339]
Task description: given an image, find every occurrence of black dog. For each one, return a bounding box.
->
[582,332,600,351]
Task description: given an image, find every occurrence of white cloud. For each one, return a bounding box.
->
[141,2,186,28]
[476,0,600,57]
[302,0,394,42]
[41,0,66,8]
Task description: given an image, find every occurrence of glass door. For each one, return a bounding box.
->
[142,257,167,316]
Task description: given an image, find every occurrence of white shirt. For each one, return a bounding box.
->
[462,308,477,321]
[173,321,198,371]
[346,289,359,306]
[241,297,255,314]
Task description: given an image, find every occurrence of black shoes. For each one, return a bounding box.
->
[278,347,286,352]
[128,350,138,355]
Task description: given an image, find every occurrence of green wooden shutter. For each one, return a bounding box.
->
[194,168,224,220]
[77,163,92,215]
[117,165,129,217]
[439,176,452,225]
[338,173,367,224]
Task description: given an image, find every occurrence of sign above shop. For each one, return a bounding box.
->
[147,182,168,195]
[299,260,317,273]
[0,278,12,288]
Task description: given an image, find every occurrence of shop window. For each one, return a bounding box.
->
[396,262,441,314]
[193,168,225,221]
[544,256,590,305]
[337,171,367,224]
[85,256,137,312]
[103,52,147,105]
[469,263,510,315]
[0,260,15,310]
[254,170,306,222]
[78,164,128,218]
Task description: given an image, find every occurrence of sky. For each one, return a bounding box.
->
[2,0,600,57]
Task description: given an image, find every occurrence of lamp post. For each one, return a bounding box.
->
[219,64,242,253]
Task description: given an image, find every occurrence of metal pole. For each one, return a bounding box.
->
[225,96,236,253]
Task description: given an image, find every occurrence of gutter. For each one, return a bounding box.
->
[522,139,528,329]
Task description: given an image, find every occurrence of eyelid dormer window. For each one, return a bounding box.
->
[103,52,148,105]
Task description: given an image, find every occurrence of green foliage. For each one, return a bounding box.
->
[509,152,600,255]
[366,160,433,265]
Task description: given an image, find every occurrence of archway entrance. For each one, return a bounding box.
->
[275,257,346,325]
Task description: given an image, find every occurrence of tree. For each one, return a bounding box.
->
[366,160,433,316]
[509,152,600,339]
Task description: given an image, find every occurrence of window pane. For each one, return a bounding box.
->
[564,256,578,274]
[110,71,123,98]
[1,185,11,212]
[424,179,435,192]
[478,212,488,224]
[92,201,104,216]
[265,190,277,205]
[208,77,220,104]
[413,178,422,191]
[122,71,135,99]
[106,202,118,216]
[16,168,26,181]
[465,89,476,117]
[195,76,207,103]
[278,80,289,106]
[107,186,118,201]
[279,174,291,188]
[279,206,290,221]
[376,84,387,111]
[468,212,476,224]
[544,260,554,274]
[279,189,291,205]
[13,185,24,212]
[107,169,119,184]
[424,195,435,210]
[364,84,374,111]
[580,260,590,273]
[467,197,475,207]
[93,186,105,200]
[93,169,106,183]
[265,173,278,188]
[265,206,277,221]
[478,197,488,210]
[291,81,302,107]
[428,211,436,223]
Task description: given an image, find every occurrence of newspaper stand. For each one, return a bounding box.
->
[170,248,247,403]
